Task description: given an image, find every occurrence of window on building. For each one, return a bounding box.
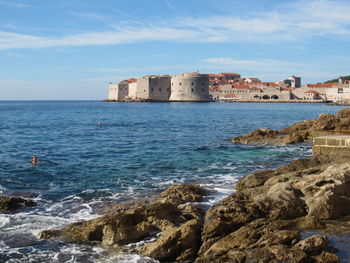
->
[191,82,194,86]
[172,83,173,86]
[179,82,182,86]
[151,88,154,92]
[191,89,194,92]
[202,88,204,92]
[159,88,162,91]
[167,88,170,91]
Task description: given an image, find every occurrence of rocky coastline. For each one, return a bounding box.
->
[5,108,350,262]
[38,155,350,262]
[232,107,350,146]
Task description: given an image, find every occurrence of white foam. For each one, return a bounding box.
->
[0,215,10,228]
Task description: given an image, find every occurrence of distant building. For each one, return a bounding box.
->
[107,80,129,101]
[169,73,211,101]
[136,75,171,101]
[127,78,138,100]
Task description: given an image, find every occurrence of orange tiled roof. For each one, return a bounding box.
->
[224,93,236,97]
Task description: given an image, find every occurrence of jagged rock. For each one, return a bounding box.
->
[40,202,187,245]
[0,196,36,212]
[232,107,350,146]
[40,184,206,263]
[155,184,207,206]
[140,218,202,262]
[196,219,336,263]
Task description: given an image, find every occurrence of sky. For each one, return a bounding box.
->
[1,0,350,100]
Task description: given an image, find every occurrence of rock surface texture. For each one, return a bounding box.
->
[195,157,345,262]
[232,107,350,145]
[0,196,36,212]
[40,184,206,263]
[40,161,347,262]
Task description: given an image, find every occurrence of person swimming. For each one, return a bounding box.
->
[31,155,38,165]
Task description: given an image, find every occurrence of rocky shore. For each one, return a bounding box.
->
[232,107,350,146]
[31,108,350,262]
[37,154,350,262]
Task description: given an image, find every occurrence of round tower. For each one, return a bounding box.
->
[169,73,211,102]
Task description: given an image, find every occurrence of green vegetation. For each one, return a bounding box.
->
[324,75,350,83]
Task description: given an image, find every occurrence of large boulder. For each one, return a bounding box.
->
[196,219,337,263]
[40,184,206,263]
[0,196,36,212]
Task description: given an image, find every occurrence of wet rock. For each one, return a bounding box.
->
[40,202,186,245]
[40,184,206,263]
[155,184,207,206]
[0,196,36,212]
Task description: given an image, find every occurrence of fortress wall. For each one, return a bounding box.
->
[136,76,171,101]
[107,83,118,101]
[136,77,150,100]
[117,81,129,100]
[169,73,211,101]
[128,82,137,99]
[148,76,171,101]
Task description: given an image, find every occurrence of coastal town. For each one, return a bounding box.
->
[107,72,350,103]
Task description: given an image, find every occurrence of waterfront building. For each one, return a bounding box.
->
[127,79,138,100]
[169,72,211,102]
[107,80,129,101]
[281,76,301,88]
[136,75,171,101]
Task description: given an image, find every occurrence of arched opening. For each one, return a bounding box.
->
[262,95,270,100]
[271,95,279,100]
[253,95,260,99]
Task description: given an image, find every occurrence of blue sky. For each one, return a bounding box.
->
[1,0,350,99]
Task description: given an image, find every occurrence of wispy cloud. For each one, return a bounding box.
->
[202,57,303,72]
[0,0,30,8]
[0,0,350,50]
[71,12,105,20]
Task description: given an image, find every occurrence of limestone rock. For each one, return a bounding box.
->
[155,184,207,206]
[232,107,350,146]
[140,218,202,262]
[0,196,36,212]
[196,219,337,263]
[40,184,206,263]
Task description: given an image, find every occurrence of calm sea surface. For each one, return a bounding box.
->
[0,101,346,262]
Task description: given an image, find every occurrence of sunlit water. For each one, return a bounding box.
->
[0,101,346,262]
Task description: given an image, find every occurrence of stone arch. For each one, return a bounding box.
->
[271,95,279,100]
[253,95,260,99]
[262,95,270,100]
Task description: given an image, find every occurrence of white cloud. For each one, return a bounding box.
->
[0,0,350,50]
[0,1,30,8]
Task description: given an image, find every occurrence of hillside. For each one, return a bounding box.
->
[324,75,350,83]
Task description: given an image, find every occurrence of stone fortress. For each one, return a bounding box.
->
[107,72,211,102]
[107,72,350,103]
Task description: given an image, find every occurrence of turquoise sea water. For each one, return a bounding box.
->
[0,101,346,262]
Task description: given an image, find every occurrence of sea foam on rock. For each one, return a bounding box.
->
[40,184,206,263]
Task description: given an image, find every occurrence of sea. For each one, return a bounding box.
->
[0,101,347,263]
